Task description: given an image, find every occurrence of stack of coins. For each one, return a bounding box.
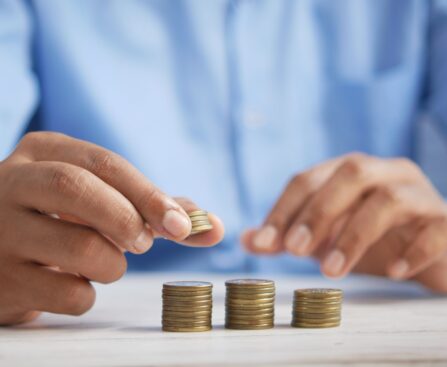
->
[225,279,275,330]
[188,210,213,236]
[291,288,343,328]
[162,281,213,332]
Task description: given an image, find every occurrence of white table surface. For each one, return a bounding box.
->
[0,273,446,367]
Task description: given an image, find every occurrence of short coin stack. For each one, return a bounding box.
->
[291,288,343,328]
[225,279,275,330]
[188,210,213,236]
[162,281,213,332]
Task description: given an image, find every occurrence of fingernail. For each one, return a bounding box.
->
[253,225,277,250]
[133,227,153,253]
[323,249,346,276]
[285,224,312,255]
[162,209,191,238]
[389,259,409,280]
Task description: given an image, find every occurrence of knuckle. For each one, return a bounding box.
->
[267,212,289,229]
[306,202,335,223]
[136,186,161,210]
[340,230,363,253]
[48,166,90,199]
[20,131,46,146]
[374,186,401,205]
[410,243,432,262]
[48,166,73,194]
[113,207,142,237]
[63,282,95,316]
[87,151,119,180]
[288,172,311,191]
[20,131,63,148]
[339,154,369,180]
[346,152,369,162]
[434,216,447,231]
[395,157,421,175]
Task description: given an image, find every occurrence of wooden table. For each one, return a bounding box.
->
[0,273,446,366]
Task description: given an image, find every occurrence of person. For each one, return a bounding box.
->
[1,0,447,326]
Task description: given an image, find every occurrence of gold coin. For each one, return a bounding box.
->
[226,304,275,311]
[293,312,341,319]
[226,279,274,288]
[163,304,212,310]
[292,316,341,323]
[293,299,341,306]
[163,322,212,327]
[294,302,342,307]
[162,292,213,301]
[292,308,341,315]
[190,215,210,222]
[163,281,212,290]
[163,303,213,309]
[188,210,208,217]
[226,305,274,311]
[293,301,341,307]
[190,216,211,222]
[162,292,212,298]
[225,323,274,330]
[225,307,274,315]
[190,224,213,231]
[161,311,212,320]
[291,321,340,328]
[225,313,274,320]
[227,290,275,296]
[162,311,212,318]
[226,321,274,327]
[227,293,275,298]
[162,325,212,332]
[293,307,341,314]
[163,302,212,309]
[189,225,213,236]
[225,296,274,304]
[163,287,212,293]
[226,292,275,300]
[190,212,209,217]
[190,221,212,227]
[162,318,211,325]
[162,308,212,314]
[294,288,343,298]
[226,315,273,321]
[163,298,213,304]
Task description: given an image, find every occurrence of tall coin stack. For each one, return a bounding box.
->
[188,210,213,236]
[225,279,275,330]
[291,288,343,328]
[162,281,213,332]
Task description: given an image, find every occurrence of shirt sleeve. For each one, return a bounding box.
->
[426,0,447,134]
[0,0,38,160]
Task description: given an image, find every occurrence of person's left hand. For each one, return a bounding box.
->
[242,153,447,293]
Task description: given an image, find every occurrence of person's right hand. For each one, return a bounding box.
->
[0,132,224,325]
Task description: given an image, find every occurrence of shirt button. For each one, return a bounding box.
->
[242,110,266,128]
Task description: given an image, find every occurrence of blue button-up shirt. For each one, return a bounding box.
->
[1,0,447,273]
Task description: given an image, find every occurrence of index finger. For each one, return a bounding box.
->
[16,132,192,242]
